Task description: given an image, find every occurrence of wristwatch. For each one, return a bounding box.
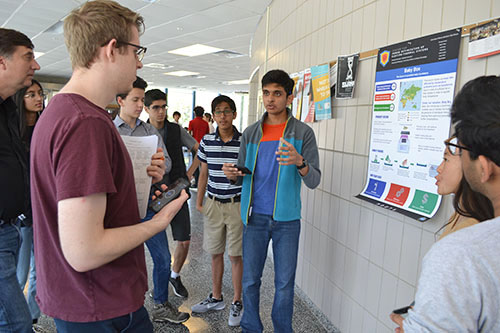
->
[297,158,307,170]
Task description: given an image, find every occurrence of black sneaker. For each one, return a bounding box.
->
[152,301,190,324]
[169,276,188,298]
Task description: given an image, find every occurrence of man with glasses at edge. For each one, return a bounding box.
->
[391,76,500,332]
[0,27,40,332]
[30,1,188,331]
[145,89,200,300]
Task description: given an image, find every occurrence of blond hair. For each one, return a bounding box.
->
[64,0,144,69]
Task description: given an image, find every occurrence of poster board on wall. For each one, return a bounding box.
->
[336,54,359,99]
[291,71,304,119]
[357,28,462,221]
[468,18,500,60]
[301,68,315,122]
[311,64,332,121]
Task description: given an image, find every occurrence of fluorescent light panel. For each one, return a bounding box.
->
[34,52,45,59]
[168,44,222,57]
[143,63,173,70]
[226,79,250,85]
[164,70,200,77]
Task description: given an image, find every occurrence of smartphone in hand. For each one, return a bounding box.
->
[393,305,411,315]
[235,165,252,175]
[149,178,190,213]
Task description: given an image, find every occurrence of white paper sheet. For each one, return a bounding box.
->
[120,135,158,219]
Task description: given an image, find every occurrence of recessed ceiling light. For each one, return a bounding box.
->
[34,52,45,59]
[195,75,207,79]
[168,44,222,57]
[43,20,64,34]
[224,79,250,85]
[212,50,245,58]
[164,70,200,77]
[143,63,173,70]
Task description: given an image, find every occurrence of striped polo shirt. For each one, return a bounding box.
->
[197,126,242,199]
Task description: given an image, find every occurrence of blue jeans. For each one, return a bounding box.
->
[142,208,171,304]
[54,305,153,332]
[0,224,32,332]
[16,226,41,320]
[241,214,300,333]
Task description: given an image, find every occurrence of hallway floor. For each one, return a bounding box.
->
[38,191,337,332]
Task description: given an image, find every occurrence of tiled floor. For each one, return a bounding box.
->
[38,192,338,332]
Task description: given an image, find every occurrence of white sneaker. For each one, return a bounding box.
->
[228,301,243,327]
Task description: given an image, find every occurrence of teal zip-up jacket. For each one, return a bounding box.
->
[236,109,321,224]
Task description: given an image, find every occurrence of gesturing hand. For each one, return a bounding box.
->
[275,138,303,166]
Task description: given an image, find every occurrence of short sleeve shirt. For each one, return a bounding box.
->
[113,115,172,173]
[188,116,209,142]
[30,93,147,322]
[197,127,242,199]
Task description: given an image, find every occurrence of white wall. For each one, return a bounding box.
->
[249,0,500,332]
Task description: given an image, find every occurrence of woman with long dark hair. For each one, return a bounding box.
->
[435,135,494,238]
[392,135,494,323]
[12,79,44,329]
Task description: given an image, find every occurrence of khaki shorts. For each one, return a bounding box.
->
[202,197,243,257]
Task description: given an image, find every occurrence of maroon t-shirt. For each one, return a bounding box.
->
[30,93,147,322]
[188,116,209,143]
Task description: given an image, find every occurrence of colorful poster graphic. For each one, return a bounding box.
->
[311,64,332,121]
[468,18,500,60]
[336,54,359,99]
[301,68,314,122]
[358,28,462,220]
[291,71,304,119]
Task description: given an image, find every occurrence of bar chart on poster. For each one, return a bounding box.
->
[358,28,462,221]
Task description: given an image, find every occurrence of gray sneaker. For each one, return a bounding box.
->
[191,293,225,313]
[152,301,190,324]
[228,301,243,327]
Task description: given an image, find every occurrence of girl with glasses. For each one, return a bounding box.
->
[435,135,493,239]
[12,79,44,330]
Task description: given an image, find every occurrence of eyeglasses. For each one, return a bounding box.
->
[445,137,472,156]
[24,92,46,99]
[214,109,234,116]
[117,41,147,62]
[101,39,147,61]
[150,104,168,111]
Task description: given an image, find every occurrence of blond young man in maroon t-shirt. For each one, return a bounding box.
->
[30,1,187,331]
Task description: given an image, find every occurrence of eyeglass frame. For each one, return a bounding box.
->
[444,137,472,156]
[100,39,147,62]
[213,109,235,117]
[149,104,168,112]
[24,91,47,99]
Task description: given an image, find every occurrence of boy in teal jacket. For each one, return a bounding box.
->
[223,69,321,332]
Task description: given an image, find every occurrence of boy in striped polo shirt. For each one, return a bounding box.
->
[192,95,244,327]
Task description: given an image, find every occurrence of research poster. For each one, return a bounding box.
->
[358,28,461,220]
[311,64,332,121]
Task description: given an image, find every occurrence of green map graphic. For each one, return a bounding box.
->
[399,80,422,111]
